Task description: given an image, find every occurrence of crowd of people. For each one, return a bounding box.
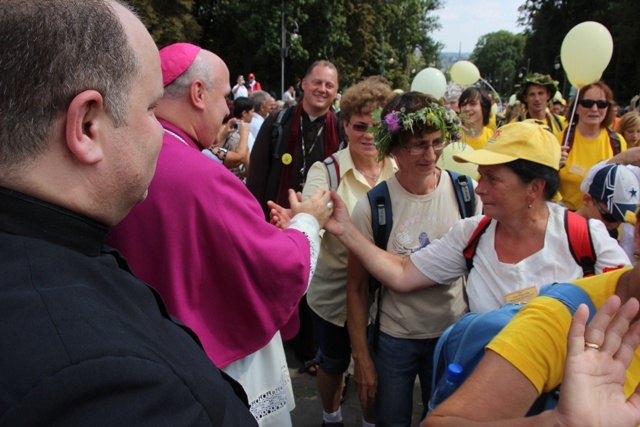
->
[3,1,640,427]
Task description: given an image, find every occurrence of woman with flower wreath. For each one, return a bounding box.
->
[345,92,483,426]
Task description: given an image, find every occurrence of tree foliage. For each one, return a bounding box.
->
[470,31,526,98]
[130,0,444,95]
[128,0,201,47]
[518,0,640,105]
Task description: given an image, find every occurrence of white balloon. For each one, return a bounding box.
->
[450,61,481,86]
[411,68,447,99]
[560,21,613,88]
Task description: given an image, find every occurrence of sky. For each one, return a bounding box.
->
[434,0,524,53]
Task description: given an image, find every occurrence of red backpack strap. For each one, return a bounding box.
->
[564,210,596,276]
[606,128,622,155]
[463,216,492,272]
[563,126,575,151]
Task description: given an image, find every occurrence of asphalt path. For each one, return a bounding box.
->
[286,347,424,426]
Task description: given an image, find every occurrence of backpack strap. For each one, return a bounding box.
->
[368,181,393,258]
[607,128,622,155]
[563,126,576,151]
[270,107,293,159]
[446,170,475,219]
[366,181,392,353]
[322,154,341,191]
[564,210,596,277]
[548,112,563,133]
[462,216,492,271]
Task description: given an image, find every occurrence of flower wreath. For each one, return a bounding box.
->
[372,101,464,158]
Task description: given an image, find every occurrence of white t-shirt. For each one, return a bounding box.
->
[233,84,248,98]
[411,202,630,312]
[248,113,265,140]
[352,171,482,338]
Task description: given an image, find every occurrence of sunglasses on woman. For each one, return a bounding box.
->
[350,122,374,132]
[594,199,618,223]
[578,99,610,109]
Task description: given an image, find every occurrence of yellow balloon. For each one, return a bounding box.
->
[561,21,613,88]
[437,142,479,178]
[450,61,481,86]
[411,68,447,99]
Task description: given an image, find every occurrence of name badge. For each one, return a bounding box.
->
[504,286,538,304]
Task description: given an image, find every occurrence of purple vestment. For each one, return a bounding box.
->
[108,119,310,367]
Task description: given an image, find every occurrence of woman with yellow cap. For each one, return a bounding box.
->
[325,120,629,313]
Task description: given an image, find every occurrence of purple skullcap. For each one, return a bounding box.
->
[159,43,202,87]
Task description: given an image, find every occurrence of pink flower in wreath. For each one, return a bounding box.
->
[383,113,402,133]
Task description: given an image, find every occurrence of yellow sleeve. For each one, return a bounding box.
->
[487,269,630,395]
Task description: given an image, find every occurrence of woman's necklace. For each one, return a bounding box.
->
[357,163,382,183]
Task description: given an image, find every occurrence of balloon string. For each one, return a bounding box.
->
[563,87,581,147]
[478,78,501,105]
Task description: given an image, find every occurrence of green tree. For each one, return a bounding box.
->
[132,0,445,96]
[470,31,526,99]
[518,0,640,105]
[129,0,201,47]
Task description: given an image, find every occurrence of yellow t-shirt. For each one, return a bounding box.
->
[487,114,497,131]
[558,128,627,211]
[488,268,640,398]
[464,127,494,151]
[509,111,565,140]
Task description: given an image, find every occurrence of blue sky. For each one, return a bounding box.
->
[434,0,523,53]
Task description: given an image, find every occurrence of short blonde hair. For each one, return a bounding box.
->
[616,111,640,137]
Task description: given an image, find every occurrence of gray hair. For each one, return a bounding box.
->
[0,0,140,169]
[163,54,215,99]
[250,90,270,110]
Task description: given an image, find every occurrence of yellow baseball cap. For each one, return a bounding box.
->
[454,120,561,171]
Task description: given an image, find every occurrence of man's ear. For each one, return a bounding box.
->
[190,80,207,110]
[65,90,106,165]
[583,193,594,206]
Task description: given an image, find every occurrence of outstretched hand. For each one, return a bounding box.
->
[553,295,640,427]
[267,199,294,230]
[290,188,333,228]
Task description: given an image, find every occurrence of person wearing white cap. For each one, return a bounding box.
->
[576,162,639,232]
[583,148,640,264]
